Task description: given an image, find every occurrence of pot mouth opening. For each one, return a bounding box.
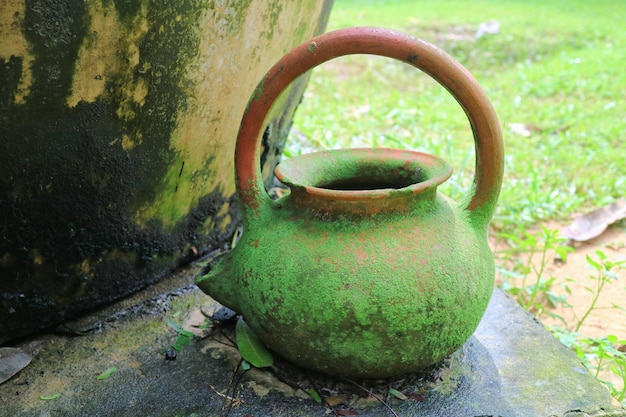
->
[315,173,421,191]
[275,148,453,201]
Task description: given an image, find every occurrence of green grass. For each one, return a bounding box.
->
[287,0,625,232]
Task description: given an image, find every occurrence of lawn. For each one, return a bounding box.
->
[286,0,626,405]
[287,0,625,233]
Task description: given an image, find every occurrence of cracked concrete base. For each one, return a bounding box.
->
[0,264,624,417]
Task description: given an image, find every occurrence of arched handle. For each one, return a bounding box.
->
[236,27,503,224]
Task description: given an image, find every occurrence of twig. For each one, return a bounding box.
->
[217,326,238,347]
[215,359,246,417]
[340,377,400,417]
[209,384,238,402]
[305,371,341,417]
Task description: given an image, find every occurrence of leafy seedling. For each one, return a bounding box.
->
[168,319,195,352]
[235,317,273,368]
[573,251,626,333]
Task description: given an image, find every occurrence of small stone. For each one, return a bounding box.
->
[164,349,177,361]
[209,306,237,322]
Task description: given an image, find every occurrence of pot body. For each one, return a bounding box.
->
[201,189,494,378]
[0,0,334,343]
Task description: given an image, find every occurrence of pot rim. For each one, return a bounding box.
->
[274,147,453,202]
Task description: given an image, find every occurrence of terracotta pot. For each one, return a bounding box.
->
[197,27,504,378]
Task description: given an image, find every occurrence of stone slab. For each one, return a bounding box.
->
[0,264,623,417]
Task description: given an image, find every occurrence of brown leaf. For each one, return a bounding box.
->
[562,199,626,241]
[407,392,426,402]
[0,347,33,385]
[335,410,359,416]
[325,395,348,407]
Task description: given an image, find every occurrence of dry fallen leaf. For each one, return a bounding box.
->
[562,199,626,241]
[0,345,35,385]
[0,341,43,385]
[407,392,427,402]
[335,410,359,416]
[325,394,348,407]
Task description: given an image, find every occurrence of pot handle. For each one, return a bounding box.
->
[236,26,503,224]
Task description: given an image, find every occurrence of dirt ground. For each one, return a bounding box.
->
[492,220,626,401]
[549,224,626,339]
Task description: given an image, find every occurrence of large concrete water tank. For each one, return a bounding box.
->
[0,0,334,343]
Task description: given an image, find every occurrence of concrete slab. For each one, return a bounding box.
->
[0,264,623,417]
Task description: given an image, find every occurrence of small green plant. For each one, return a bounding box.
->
[167,319,194,352]
[572,251,626,333]
[498,231,625,406]
[556,252,626,406]
[495,226,573,319]
[552,330,626,406]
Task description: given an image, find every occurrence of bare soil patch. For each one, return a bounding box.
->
[494,221,626,337]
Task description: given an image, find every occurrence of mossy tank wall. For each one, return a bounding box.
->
[0,0,334,343]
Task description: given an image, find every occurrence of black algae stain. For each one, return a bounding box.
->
[0,2,239,343]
